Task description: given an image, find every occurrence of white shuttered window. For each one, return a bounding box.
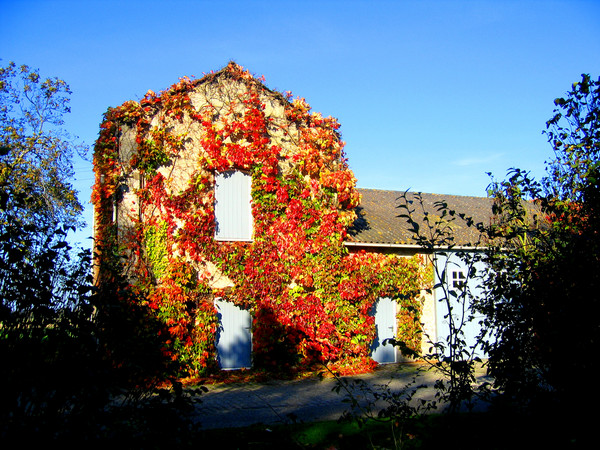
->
[214,170,253,241]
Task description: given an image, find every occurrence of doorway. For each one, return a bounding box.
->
[371,297,397,364]
[215,299,252,369]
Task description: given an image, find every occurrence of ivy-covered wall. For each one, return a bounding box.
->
[92,62,426,376]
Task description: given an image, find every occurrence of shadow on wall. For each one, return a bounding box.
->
[251,306,306,371]
[216,299,252,370]
[215,300,306,371]
[216,333,252,370]
[216,300,336,372]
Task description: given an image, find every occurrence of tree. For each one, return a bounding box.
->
[0,194,101,439]
[329,75,598,447]
[0,63,193,444]
[0,61,84,229]
[0,61,101,442]
[479,75,600,442]
[545,73,600,206]
[396,192,491,413]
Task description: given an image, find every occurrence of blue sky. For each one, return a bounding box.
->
[1,0,599,246]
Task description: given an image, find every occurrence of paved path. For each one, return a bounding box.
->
[191,363,492,429]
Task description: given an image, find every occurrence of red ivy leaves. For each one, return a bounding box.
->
[92,62,424,377]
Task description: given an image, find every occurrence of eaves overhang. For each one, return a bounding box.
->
[342,241,485,252]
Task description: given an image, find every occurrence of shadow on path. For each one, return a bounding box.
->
[191,363,492,429]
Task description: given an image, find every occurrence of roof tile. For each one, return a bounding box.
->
[347,188,495,247]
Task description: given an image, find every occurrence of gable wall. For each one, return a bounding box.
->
[92,63,425,376]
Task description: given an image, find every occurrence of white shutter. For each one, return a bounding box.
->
[215,171,253,241]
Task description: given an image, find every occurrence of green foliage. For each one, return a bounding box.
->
[0,62,113,442]
[0,62,194,443]
[480,75,600,423]
[326,74,599,446]
[144,220,170,280]
[0,178,106,439]
[0,61,84,229]
[0,63,100,432]
[545,73,600,204]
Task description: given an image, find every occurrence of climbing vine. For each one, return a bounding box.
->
[92,62,425,377]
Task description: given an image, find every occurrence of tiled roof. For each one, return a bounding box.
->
[347,188,496,248]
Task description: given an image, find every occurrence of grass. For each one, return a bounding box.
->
[192,412,576,449]
[5,402,582,449]
[195,419,413,449]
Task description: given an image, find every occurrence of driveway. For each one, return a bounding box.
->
[191,363,492,429]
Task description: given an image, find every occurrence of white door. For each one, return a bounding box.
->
[215,299,252,369]
[371,297,397,364]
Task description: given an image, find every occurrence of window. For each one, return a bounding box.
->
[451,270,466,289]
[214,170,253,241]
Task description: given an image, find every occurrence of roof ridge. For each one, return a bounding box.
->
[356,187,489,200]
